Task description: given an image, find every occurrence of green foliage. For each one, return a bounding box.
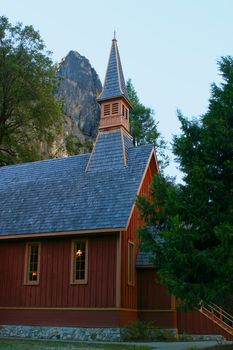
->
[127,79,159,146]
[65,134,93,156]
[121,320,152,341]
[0,16,62,165]
[137,57,233,309]
[121,320,176,341]
[126,79,168,169]
[65,134,82,155]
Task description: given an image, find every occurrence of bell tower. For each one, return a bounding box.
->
[86,36,133,173]
[97,36,131,134]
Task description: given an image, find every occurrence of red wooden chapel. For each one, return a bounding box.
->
[0,36,232,340]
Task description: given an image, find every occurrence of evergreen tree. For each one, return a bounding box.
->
[127,79,159,146]
[0,16,61,165]
[127,79,168,169]
[137,57,233,308]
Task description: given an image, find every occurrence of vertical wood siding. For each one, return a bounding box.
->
[137,269,176,329]
[121,155,157,309]
[0,234,116,308]
[178,310,233,340]
[137,269,172,310]
[121,207,139,309]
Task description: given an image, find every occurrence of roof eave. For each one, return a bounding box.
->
[0,227,126,240]
[136,264,155,269]
[125,146,159,230]
[97,94,132,109]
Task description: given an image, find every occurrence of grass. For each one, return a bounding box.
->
[0,338,152,350]
[203,346,233,350]
[185,346,233,350]
[1,338,233,350]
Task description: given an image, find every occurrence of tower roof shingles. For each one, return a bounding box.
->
[97,39,130,104]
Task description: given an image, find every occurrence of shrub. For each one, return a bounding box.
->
[121,321,176,341]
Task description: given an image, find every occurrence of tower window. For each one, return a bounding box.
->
[104,104,110,116]
[125,108,128,120]
[122,104,125,116]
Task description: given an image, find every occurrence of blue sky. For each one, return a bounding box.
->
[2,0,233,181]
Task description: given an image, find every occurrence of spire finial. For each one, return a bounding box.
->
[113,30,116,41]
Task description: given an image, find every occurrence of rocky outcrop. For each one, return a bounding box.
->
[54,51,102,155]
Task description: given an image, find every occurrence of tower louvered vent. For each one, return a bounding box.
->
[112,102,119,114]
[104,104,110,116]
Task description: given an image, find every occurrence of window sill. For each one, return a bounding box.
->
[70,280,87,285]
[127,282,135,287]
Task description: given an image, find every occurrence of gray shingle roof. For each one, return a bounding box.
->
[86,130,126,172]
[136,251,155,267]
[0,129,153,236]
[97,39,130,103]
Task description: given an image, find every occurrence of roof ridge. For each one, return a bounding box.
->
[97,40,114,101]
[120,128,127,167]
[85,132,100,173]
[115,39,124,95]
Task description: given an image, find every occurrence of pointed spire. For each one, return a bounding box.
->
[98,37,131,134]
[97,36,130,104]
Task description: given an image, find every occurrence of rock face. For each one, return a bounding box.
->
[55,51,102,155]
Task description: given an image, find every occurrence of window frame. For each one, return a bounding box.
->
[70,239,88,285]
[128,241,135,286]
[24,242,41,286]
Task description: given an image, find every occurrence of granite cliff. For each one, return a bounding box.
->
[54,51,102,155]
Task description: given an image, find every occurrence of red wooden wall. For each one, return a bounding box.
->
[122,152,177,330]
[0,309,121,327]
[0,234,116,308]
[121,206,139,311]
[137,269,171,310]
[118,154,158,326]
[137,268,176,328]
[178,310,233,340]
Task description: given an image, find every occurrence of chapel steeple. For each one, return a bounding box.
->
[97,36,131,133]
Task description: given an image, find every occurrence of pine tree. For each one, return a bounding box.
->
[137,57,233,308]
[127,79,167,169]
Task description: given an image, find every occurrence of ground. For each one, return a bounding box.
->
[0,339,149,350]
[0,339,233,350]
[200,346,233,350]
